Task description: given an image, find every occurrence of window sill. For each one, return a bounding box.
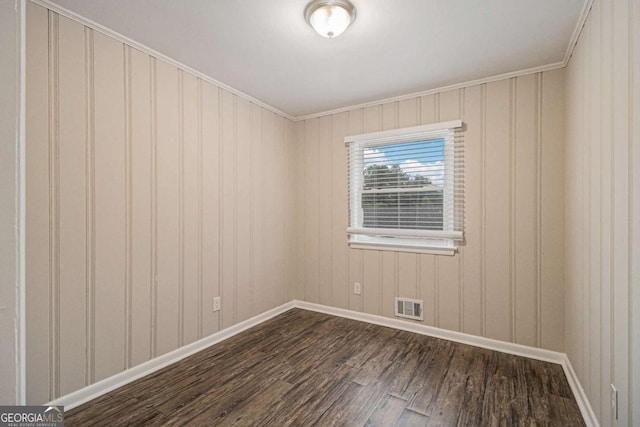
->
[348,240,457,256]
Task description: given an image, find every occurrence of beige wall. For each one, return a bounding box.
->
[25,2,297,403]
[294,70,566,352]
[0,0,20,405]
[564,0,639,425]
[26,0,640,417]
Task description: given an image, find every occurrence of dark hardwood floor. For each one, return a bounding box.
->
[65,309,585,426]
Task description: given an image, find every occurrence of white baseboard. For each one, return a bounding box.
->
[561,354,600,427]
[293,300,565,363]
[292,300,600,427]
[48,301,295,410]
[48,299,599,426]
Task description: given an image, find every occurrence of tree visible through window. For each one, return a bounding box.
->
[346,120,463,254]
[361,139,444,231]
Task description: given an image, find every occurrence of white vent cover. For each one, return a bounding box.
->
[395,297,423,321]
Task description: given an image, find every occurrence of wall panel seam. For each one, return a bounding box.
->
[393,103,399,309]
[248,104,254,316]
[233,95,238,324]
[459,87,465,332]
[317,118,322,305]
[197,79,203,339]
[302,121,307,301]
[216,87,222,326]
[584,24,592,397]
[376,106,383,314]
[84,25,95,386]
[361,111,365,312]
[345,118,350,308]
[435,94,440,327]
[377,252,382,313]
[47,10,60,400]
[178,69,184,347]
[329,116,334,306]
[150,57,158,359]
[535,72,542,348]
[216,87,223,330]
[607,1,615,415]
[627,0,635,421]
[481,84,487,337]
[123,44,133,369]
[510,77,516,343]
[387,103,396,312]
[597,1,605,414]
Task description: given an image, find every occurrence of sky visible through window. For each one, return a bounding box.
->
[363,138,445,186]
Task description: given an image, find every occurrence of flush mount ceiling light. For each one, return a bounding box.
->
[304,0,356,38]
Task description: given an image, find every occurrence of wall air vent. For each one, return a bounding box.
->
[395,297,424,321]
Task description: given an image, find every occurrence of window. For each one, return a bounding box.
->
[346,120,464,255]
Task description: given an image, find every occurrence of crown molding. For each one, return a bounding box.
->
[293,0,593,122]
[562,0,594,66]
[31,0,593,123]
[28,0,296,121]
[293,61,565,121]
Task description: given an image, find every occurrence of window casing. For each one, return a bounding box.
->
[346,120,464,255]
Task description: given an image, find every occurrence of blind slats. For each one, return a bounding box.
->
[347,122,464,243]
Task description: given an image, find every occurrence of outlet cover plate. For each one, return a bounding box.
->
[611,384,618,420]
[354,282,361,295]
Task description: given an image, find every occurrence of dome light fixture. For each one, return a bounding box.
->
[304,0,356,38]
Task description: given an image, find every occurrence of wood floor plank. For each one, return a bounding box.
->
[217,379,294,426]
[395,408,430,426]
[65,308,585,427]
[365,394,408,426]
[309,381,364,425]
[422,343,477,425]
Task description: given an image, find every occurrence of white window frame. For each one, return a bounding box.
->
[345,120,463,256]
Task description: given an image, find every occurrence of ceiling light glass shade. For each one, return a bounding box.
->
[305,0,356,38]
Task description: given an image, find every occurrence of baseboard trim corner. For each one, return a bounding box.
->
[292,300,564,363]
[561,354,600,427]
[47,298,599,427]
[291,300,599,427]
[48,301,295,410]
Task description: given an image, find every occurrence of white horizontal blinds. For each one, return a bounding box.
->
[346,121,464,241]
[452,128,464,238]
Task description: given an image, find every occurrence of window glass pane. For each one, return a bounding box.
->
[362,138,445,231]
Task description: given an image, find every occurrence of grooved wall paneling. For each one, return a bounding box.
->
[181,71,200,346]
[129,47,152,367]
[57,14,87,396]
[27,1,640,420]
[0,0,19,405]
[93,28,127,384]
[484,79,512,343]
[154,57,180,357]
[25,2,295,403]
[564,0,638,425]
[330,112,349,310]
[296,71,566,352]
[26,2,50,405]
[460,84,483,338]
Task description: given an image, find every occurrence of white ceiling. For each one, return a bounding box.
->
[49,0,586,117]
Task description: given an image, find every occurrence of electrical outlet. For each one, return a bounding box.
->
[611,384,618,420]
[354,282,361,295]
[213,297,221,312]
